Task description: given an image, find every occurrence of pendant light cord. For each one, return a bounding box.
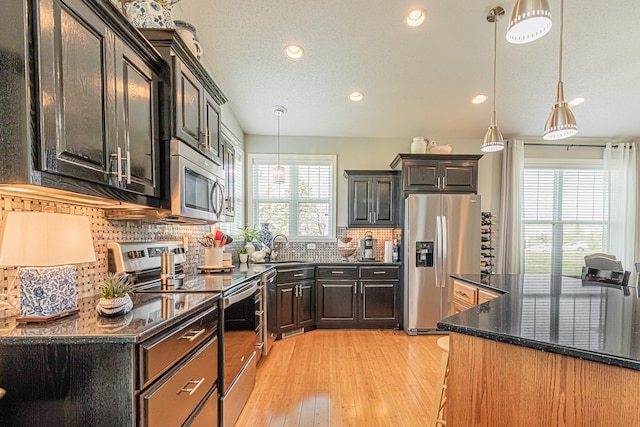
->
[558,0,564,82]
[277,111,281,166]
[492,13,498,124]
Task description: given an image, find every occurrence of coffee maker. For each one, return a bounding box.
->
[360,231,377,261]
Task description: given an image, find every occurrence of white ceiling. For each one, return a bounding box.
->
[173,0,640,141]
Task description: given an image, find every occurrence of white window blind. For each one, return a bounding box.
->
[248,154,336,240]
[522,160,609,275]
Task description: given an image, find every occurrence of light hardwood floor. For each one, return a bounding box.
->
[235,330,444,427]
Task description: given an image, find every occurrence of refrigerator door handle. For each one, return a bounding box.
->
[441,215,448,287]
[435,215,441,288]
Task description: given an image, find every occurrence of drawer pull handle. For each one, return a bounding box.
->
[177,378,205,396]
[373,271,386,275]
[293,273,304,277]
[331,271,344,274]
[455,290,466,296]
[179,328,206,342]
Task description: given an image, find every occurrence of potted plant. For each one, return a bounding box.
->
[96,273,134,317]
[238,247,248,264]
[240,225,260,259]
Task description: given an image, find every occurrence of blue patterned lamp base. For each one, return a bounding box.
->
[17,265,79,322]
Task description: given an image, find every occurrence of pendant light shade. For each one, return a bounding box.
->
[506,0,552,44]
[543,0,577,140]
[272,105,287,184]
[481,7,505,153]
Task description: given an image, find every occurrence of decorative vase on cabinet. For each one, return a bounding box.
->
[258,223,274,250]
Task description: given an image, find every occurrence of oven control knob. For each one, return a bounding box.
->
[137,250,145,258]
[127,251,136,259]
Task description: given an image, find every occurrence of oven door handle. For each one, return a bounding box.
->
[223,281,258,308]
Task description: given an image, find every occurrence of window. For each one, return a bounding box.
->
[522,160,609,275]
[247,154,336,240]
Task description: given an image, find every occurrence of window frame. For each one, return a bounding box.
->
[247,153,337,241]
[521,158,609,275]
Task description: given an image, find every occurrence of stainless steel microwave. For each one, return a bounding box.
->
[170,139,226,223]
[105,140,225,224]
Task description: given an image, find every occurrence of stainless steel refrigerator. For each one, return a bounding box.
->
[404,193,480,334]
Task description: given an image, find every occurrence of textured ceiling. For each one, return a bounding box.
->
[172,0,640,141]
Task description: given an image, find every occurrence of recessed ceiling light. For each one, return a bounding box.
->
[568,96,585,106]
[285,44,304,60]
[472,94,488,104]
[349,91,364,102]
[406,8,426,27]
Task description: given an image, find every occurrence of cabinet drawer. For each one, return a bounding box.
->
[139,305,218,387]
[276,266,315,283]
[317,266,359,280]
[453,280,477,306]
[360,266,399,280]
[478,288,501,304]
[453,300,474,314]
[139,336,217,427]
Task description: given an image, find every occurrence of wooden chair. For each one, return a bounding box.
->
[581,266,630,286]
[430,336,449,427]
[584,254,623,271]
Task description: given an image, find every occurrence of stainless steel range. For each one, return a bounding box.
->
[107,241,259,427]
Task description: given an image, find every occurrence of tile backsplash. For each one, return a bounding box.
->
[0,193,214,318]
[0,192,401,318]
[271,227,402,263]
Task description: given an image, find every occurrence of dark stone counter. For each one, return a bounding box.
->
[0,264,275,343]
[438,274,640,371]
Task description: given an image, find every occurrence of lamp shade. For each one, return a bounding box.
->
[543,101,578,140]
[0,211,96,267]
[506,0,552,44]
[482,125,505,152]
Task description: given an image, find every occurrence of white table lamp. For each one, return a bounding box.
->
[0,211,96,322]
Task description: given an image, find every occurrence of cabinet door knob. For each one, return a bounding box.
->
[0,387,5,399]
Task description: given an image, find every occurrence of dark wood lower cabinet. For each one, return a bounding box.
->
[269,266,316,339]
[317,281,357,322]
[316,265,400,329]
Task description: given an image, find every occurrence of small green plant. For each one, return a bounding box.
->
[100,273,132,299]
[240,225,260,243]
[238,247,247,254]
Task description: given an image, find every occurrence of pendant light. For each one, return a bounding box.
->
[543,0,577,140]
[481,7,505,153]
[506,0,552,44]
[272,105,287,184]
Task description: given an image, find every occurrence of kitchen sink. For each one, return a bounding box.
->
[265,260,304,264]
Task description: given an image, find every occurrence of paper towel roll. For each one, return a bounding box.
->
[384,241,393,263]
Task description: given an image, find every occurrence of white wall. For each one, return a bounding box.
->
[245,135,503,226]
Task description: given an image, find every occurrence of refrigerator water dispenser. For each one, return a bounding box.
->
[415,242,433,267]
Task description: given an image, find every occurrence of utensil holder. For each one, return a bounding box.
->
[205,247,223,267]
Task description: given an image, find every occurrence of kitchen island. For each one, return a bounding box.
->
[438,274,640,426]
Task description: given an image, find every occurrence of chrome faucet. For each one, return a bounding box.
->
[270,234,289,261]
[272,234,289,249]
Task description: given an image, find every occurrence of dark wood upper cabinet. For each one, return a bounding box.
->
[141,30,226,166]
[115,38,159,196]
[221,138,235,218]
[39,0,112,185]
[344,170,400,228]
[1,0,166,205]
[390,154,482,195]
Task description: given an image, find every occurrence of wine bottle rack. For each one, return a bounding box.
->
[481,212,495,275]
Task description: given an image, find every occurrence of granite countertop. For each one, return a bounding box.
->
[439,274,640,371]
[0,264,275,344]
